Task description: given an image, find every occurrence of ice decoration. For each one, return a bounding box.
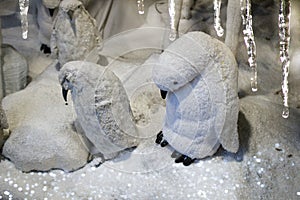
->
[137,0,144,14]
[240,0,258,92]
[19,0,30,39]
[168,0,177,41]
[213,0,224,37]
[278,0,291,119]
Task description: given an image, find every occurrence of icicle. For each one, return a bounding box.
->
[137,0,145,15]
[19,0,30,39]
[168,0,177,41]
[279,0,291,118]
[240,0,258,92]
[214,0,224,37]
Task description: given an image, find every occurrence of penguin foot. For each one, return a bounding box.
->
[155,131,169,147]
[155,131,163,144]
[174,154,195,166]
[40,44,51,54]
[160,140,169,147]
[183,157,195,166]
[175,155,185,163]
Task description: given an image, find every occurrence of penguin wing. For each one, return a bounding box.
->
[94,68,139,148]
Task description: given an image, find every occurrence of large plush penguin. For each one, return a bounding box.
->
[153,31,239,166]
[59,61,140,159]
[51,0,103,69]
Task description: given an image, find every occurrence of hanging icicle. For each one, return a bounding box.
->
[213,0,224,37]
[137,0,145,15]
[279,0,291,118]
[240,0,257,92]
[19,0,29,39]
[168,0,177,41]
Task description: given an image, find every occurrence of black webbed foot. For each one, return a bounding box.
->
[175,155,185,163]
[160,90,167,99]
[160,140,169,147]
[155,131,163,144]
[155,131,169,147]
[40,44,51,54]
[183,157,195,166]
[174,154,195,166]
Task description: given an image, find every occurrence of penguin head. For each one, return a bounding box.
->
[59,61,83,103]
[60,0,83,19]
[153,51,198,92]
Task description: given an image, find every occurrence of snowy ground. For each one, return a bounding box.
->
[0,1,300,200]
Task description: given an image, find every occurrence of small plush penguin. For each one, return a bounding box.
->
[59,61,140,159]
[153,31,239,166]
[51,0,103,69]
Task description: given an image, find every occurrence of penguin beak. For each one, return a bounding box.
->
[67,10,74,20]
[160,90,168,99]
[67,10,76,36]
[62,87,69,105]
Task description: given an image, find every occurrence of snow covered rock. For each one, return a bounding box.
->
[59,61,139,159]
[50,0,103,69]
[153,31,239,160]
[2,44,28,96]
[238,94,300,200]
[2,64,89,172]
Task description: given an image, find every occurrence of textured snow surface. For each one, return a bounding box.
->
[0,1,300,199]
[0,144,244,199]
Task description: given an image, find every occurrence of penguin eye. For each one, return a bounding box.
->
[77,5,80,9]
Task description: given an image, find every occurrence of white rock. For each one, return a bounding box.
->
[238,94,300,200]
[153,31,239,159]
[2,44,28,96]
[2,64,89,172]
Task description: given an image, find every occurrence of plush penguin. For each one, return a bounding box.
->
[32,0,59,54]
[51,0,103,69]
[153,31,239,166]
[59,61,140,159]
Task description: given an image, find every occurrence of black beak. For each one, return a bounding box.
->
[67,10,76,36]
[67,10,74,20]
[48,8,55,17]
[160,90,168,99]
[62,87,69,105]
